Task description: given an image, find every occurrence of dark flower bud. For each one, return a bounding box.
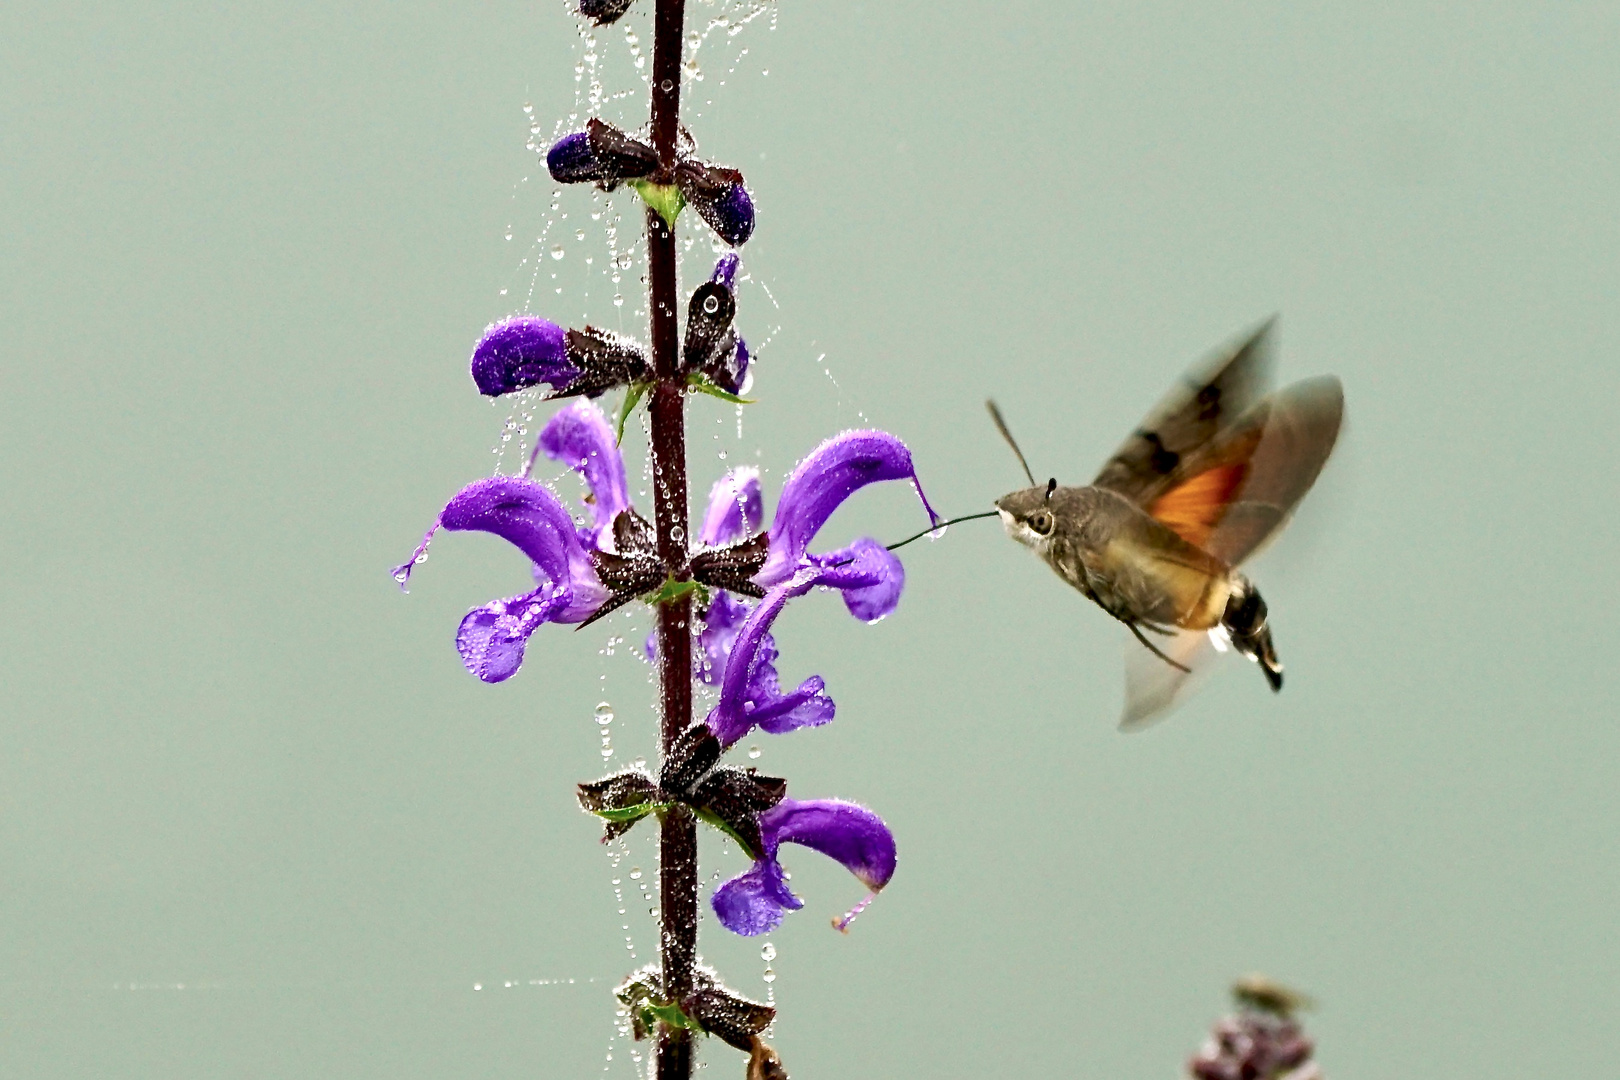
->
[659,722,724,796]
[681,986,775,1051]
[674,161,755,246]
[683,280,737,371]
[546,119,658,189]
[563,326,652,397]
[1188,976,1321,1080]
[576,0,637,25]
[470,317,578,397]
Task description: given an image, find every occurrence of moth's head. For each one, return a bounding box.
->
[995,478,1059,548]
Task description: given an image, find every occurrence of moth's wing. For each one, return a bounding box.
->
[1091,319,1276,506]
[1119,628,1216,732]
[1145,376,1344,567]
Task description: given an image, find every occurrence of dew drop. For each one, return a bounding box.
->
[660,79,673,91]
[670,525,685,542]
[551,245,566,260]
[747,745,761,759]
[596,702,615,725]
[760,942,776,962]
[762,967,776,984]
[522,102,533,115]
[629,867,642,880]
[702,294,720,314]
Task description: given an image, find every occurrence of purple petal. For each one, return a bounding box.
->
[455,586,569,682]
[710,253,740,291]
[751,675,836,734]
[699,467,763,547]
[546,131,599,183]
[437,476,609,622]
[539,400,629,547]
[705,575,816,746]
[811,537,905,622]
[470,317,578,397]
[711,858,801,937]
[755,430,938,587]
[696,590,751,684]
[761,798,896,892]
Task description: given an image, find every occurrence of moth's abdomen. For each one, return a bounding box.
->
[1223,576,1283,691]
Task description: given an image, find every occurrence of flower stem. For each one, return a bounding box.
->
[647,0,695,1077]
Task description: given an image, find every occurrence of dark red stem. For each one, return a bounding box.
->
[647,0,695,1077]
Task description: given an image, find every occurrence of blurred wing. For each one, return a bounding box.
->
[1092,319,1276,505]
[1119,628,1216,732]
[1146,376,1343,567]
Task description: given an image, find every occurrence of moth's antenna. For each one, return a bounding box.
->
[986,400,1038,489]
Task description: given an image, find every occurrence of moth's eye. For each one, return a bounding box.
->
[1028,512,1054,536]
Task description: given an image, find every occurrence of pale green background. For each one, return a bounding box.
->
[3,1,1619,1076]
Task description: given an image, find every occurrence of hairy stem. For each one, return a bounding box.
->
[647,0,694,1076]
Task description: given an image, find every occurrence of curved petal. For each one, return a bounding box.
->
[470,317,578,398]
[811,537,906,622]
[437,476,610,622]
[705,574,817,746]
[539,400,629,547]
[455,586,569,683]
[699,467,763,547]
[710,252,740,291]
[761,798,896,892]
[711,858,800,937]
[751,675,835,735]
[755,430,939,587]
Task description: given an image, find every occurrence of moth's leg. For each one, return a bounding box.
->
[1127,622,1193,673]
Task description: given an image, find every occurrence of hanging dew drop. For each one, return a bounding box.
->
[551,245,566,260]
[747,745,761,759]
[629,867,642,880]
[762,967,775,984]
[595,702,615,725]
[760,942,776,962]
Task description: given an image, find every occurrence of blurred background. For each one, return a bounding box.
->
[3,1,1618,1076]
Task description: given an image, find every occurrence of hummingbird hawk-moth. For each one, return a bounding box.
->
[990,320,1343,730]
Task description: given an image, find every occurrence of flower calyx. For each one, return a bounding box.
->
[579,509,665,629]
[576,766,667,843]
[614,966,776,1053]
[575,0,637,28]
[546,119,657,189]
[689,531,771,599]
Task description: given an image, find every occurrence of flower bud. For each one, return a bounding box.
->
[546,119,658,188]
[470,317,576,397]
[674,161,755,246]
[576,0,636,25]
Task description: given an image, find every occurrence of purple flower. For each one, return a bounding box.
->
[700,465,763,547]
[753,430,938,595]
[711,797,896,937]
[393,477,612,683]
[538,400,630,551]
[471,317,577,398]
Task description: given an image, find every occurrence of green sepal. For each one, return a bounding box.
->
[631,180,685,229]
[693,807,760,860]
[594,800,670,824]
[644,576,708,607]
[685,372,755,404]
[615,381,651,445]
[639,999,705,1036]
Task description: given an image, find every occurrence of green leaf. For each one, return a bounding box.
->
[615,381,651,445]
[685,372,755,405]
[631,180,685,229]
